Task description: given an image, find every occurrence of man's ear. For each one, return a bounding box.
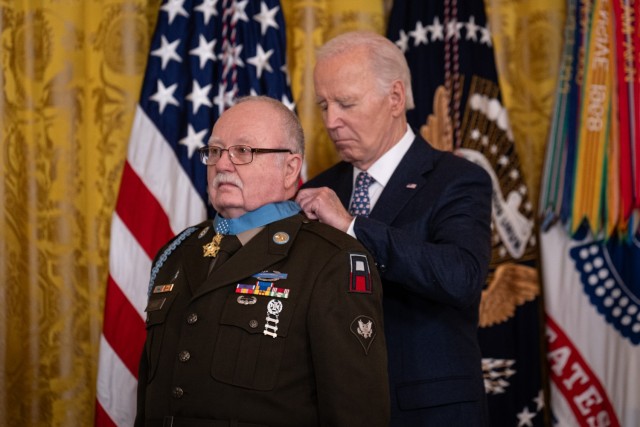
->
[284,153,303,190]
[389,80,406,118]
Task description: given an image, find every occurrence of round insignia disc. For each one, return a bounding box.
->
[273,232,289,245]
[267,299,283,315]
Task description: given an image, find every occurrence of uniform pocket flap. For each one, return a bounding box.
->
[145,292,178,327]
[219,293,294,338]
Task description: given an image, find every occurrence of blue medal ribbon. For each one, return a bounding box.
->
[214,201,301,235]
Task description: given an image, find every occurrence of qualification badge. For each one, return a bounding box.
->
[203,233,223,257]
[263,299,283,338]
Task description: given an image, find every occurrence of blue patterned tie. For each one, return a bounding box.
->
[349,171,373,217]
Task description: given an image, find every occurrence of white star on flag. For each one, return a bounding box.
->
[253,2,280,35]
[185,80,213,114]
[231,0,249,24]
[151,35,182,70]
[247,44,274,78]
[189,35,217,69]
[410,21,429,46]
[194,0,219,24]
[179,124,208,158]
[161,0,189,24]
[149,80,179,113]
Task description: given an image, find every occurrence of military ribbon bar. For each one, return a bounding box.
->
[235,282,290,298]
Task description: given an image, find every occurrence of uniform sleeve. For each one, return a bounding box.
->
[307,248,390,426]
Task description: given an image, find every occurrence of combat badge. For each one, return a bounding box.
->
[253,271,288,281]
[349,253,372,294]
[350,315,377,354]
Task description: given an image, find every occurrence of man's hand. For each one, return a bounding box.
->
[296,187,354,232]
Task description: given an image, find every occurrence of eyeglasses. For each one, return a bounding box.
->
[198,145,293,166]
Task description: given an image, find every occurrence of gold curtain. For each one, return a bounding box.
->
[0,1,159,425]
[0,0,384,424]
[281,0,386,179]
[484,0,566,209]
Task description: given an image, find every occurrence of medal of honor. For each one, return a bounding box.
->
[203,233,223,257]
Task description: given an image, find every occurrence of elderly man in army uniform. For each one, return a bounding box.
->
[135,95,390,427]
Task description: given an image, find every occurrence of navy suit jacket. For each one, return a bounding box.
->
[303,135,492,426]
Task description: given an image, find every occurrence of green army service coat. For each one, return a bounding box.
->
[135,214,390,427]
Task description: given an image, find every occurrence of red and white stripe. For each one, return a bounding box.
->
[95,107,206,426]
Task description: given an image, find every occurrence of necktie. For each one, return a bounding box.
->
[349,171,373,217]
[208,234,242,276]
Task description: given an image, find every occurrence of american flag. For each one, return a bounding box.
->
[94,0,293,425]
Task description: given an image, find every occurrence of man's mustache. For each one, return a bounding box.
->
[212,172,243,189]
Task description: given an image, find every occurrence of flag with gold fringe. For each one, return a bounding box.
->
[387,1,546,425]
[539,0,640,425]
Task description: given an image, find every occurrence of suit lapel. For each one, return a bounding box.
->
[331,162,354,208]
[370,136,435,224]
[193,215,302,299]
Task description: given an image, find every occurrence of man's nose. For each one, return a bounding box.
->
[324,105,342,129]
[215,149,235,171]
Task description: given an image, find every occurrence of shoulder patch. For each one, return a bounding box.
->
[349,252,372,294]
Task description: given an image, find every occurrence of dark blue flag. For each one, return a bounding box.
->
[387,1,547,426]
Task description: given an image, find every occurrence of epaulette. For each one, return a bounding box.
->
[300,218,360,250]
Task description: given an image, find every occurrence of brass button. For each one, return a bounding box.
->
[178,350,191,362]
[172,387,184,399]
[249,319,259,329]
[186,313,198,324]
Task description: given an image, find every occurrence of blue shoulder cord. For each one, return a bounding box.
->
[147,226,199,296]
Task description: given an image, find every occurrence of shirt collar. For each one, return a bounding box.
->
[354,125,415,186]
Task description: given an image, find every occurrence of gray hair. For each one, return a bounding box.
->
[234,95,305,156]
[316,31,414,110]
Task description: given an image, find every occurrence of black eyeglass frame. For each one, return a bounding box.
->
[198,144,293,165]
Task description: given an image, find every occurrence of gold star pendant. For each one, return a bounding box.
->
[203,233,224,257]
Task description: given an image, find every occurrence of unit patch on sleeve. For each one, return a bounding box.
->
[348,252,372,293]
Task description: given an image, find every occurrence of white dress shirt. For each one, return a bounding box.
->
[347,125,415,237]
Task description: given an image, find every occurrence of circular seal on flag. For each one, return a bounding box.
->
[570,239,640,344]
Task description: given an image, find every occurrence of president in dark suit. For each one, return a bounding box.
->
[296,31,492,426]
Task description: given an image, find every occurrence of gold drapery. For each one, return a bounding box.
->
[0,1,159,424]
[281,0,386,179]
[0,0,383,424]
[484,0,565,209]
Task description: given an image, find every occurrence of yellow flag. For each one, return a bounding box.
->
[484,0,566,210]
